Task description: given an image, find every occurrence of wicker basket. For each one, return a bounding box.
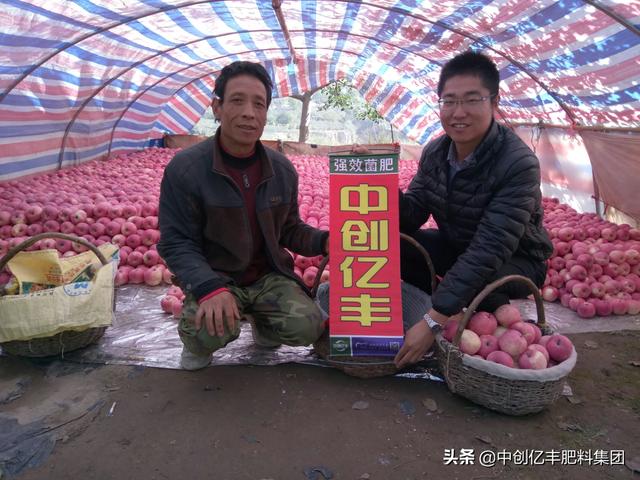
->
[0,232,111,357]
[435,274,577,416]
[311,233,437,378]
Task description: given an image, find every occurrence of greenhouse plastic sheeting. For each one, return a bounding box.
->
[8,284,633,372]
[58,285,443,383]
[0,0,638,180]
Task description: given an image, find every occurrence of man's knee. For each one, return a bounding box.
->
[271,301,325,346]
[251,274,326,345]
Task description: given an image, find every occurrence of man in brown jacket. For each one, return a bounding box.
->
[158,61,327,370]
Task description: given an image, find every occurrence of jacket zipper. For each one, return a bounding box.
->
[254,178,310,293]
[219,172,253,271]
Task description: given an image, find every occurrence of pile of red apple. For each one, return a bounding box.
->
[541,197,640,317]
[442,304,575,370]
[160,285,185,318]
[2,148,638,323]
[0,148,177,289]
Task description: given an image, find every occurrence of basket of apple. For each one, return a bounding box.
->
[435,274,577,416]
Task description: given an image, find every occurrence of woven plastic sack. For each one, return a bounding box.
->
[0,244,117,342]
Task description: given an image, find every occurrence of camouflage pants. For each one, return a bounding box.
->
[178,272,325,356]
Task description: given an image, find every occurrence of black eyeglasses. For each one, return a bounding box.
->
[437,94,496,110]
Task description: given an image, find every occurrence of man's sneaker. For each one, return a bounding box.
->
[180,347,212,371]
[247,315,281,348]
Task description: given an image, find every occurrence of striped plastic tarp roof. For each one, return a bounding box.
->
[0,0,638,180]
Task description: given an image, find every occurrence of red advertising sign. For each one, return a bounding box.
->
[328,153,403,356]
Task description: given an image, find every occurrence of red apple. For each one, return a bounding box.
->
[571,282,590,299]
[166,286,184,298]
[160,295,177,313]
[541,286,559,302]
[143,249,160,266]
[595,298,613,316]
[55,239,72,253]
[498,329,528,357]
[486,350,515,368]
[144,266,163,286]
[105,221,122,237]
[569,265,587,281]
[142,216,158,230]
[590,282,605,298]
[114,268,129,286]
[128,266,146,284]
[546,334,574,362]
[141,229,159,246]
[121,222,137,236]
[25,205,43,223]
[608,250,625,265]
[528,343,550,362]
[592,251,609,266]
[43,220,60,232]
[510,321,536,345]
[518,346,548,369]
[478,334,499,358]
[627,300,640,315]
[494,304,522,327]
[0,211,11,226]
[459,329,481,355]
[127,251,144,267]
[577,301,596,318]
[468,311,497,336]
[74,222,90,236]
[171,298,183,318]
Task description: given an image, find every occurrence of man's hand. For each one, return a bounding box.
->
[351,144,371,154]
[195,291,240,337]
[394,320,434,369]
[394,308,462,369]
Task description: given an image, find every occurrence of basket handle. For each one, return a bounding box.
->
[310,255,330,298]
[309,232,438,299]
[399,232,438,294]
[0,232,109,272]
[451,274,546,347]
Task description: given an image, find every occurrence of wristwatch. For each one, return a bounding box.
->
[423,313,443,334]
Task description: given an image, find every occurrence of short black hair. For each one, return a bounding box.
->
[214,61,274,106]
[437,50,499,97]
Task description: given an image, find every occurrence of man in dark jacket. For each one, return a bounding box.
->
[158,61,328,370]
[394,51,553,368]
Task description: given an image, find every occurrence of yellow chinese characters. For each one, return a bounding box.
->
[338,182,392,327]
[340,294,391,326]
[340,184,387,214]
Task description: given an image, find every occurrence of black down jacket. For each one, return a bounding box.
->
[400,120,553,316]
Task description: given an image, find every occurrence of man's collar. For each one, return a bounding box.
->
[210,127,274,179]
[447,142,474,166]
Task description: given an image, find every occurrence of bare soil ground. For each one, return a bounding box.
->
[2,330,639,480]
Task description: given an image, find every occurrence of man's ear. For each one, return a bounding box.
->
[212,98,221,121]
[491,93,500,115]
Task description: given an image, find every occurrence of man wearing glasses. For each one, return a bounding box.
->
[394,50,553,368]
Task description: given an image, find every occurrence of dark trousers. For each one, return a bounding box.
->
[400,229,547,313]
